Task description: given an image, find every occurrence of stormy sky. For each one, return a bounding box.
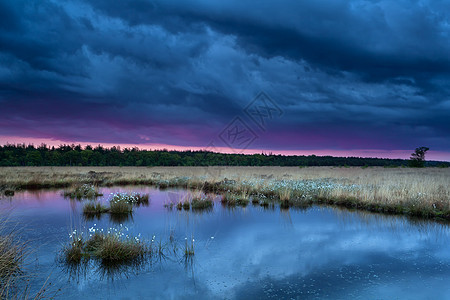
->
[0,0,449,160]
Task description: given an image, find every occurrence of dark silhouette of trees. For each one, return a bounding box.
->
[408,147,429,168]
[0,143,446,167]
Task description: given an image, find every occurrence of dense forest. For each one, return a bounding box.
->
[0,144,448,167]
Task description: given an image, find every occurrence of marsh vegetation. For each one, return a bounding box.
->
[64,184,102,200]
[82,192,149,220]
[63,228,147,265]
[0,166,449,298]
[1,166,447,220]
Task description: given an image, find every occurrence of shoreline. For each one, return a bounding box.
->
[1,166,449,222]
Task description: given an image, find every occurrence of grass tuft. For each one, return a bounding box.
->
[191,195,213,210]
[0,234,24,287]
[109,200,133,215]
[64,184,102,200]
[64,230,147,265]
[97,236,146,263]
[110,192,149,206]
[182,200,190,210]
[221,192,249,207]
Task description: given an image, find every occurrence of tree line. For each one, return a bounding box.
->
[0,144,448,167]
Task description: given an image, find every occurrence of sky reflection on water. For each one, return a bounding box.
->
[1,187,448,299]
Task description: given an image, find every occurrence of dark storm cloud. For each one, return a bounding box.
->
[0,0,449,152]
[84,0,450,80]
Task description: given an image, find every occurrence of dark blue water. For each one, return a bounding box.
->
[1,187,449,299]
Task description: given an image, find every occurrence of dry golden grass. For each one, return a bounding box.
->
[0,166,449,219]
[0,226,25,296]
[0,217,51,299]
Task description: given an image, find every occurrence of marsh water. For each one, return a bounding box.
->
[1,186,449,299]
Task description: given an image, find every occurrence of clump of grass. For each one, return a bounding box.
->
[182,200,190,210]
[64,228,147,265]
[1,217,53,299]
[279,189,292,202]
[191,195,213,210]
[83,202,109,216]
[279,188,292,209]
[109,200,133,215]
[221,193,236,206]
[83,192,150,219]
[64,234,84,264]
[110,192,149,206]
[0,233,24,290]
[64,184,102,200]
[221,192,249,207]
[158,182,169,190]
[108,192,142,215]
[97,235,146,263]
[236,192,250,206]
[251,193,268,205]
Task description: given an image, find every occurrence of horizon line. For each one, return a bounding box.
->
[1,138,449,162]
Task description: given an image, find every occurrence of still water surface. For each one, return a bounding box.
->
[1,186,449,299]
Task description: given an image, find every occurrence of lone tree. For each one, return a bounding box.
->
[409,147,429,168]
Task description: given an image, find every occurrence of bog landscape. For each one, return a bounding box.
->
[1,1,449,299]
[1,162,449,299]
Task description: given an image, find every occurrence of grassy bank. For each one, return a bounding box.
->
[0,166,449,221]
